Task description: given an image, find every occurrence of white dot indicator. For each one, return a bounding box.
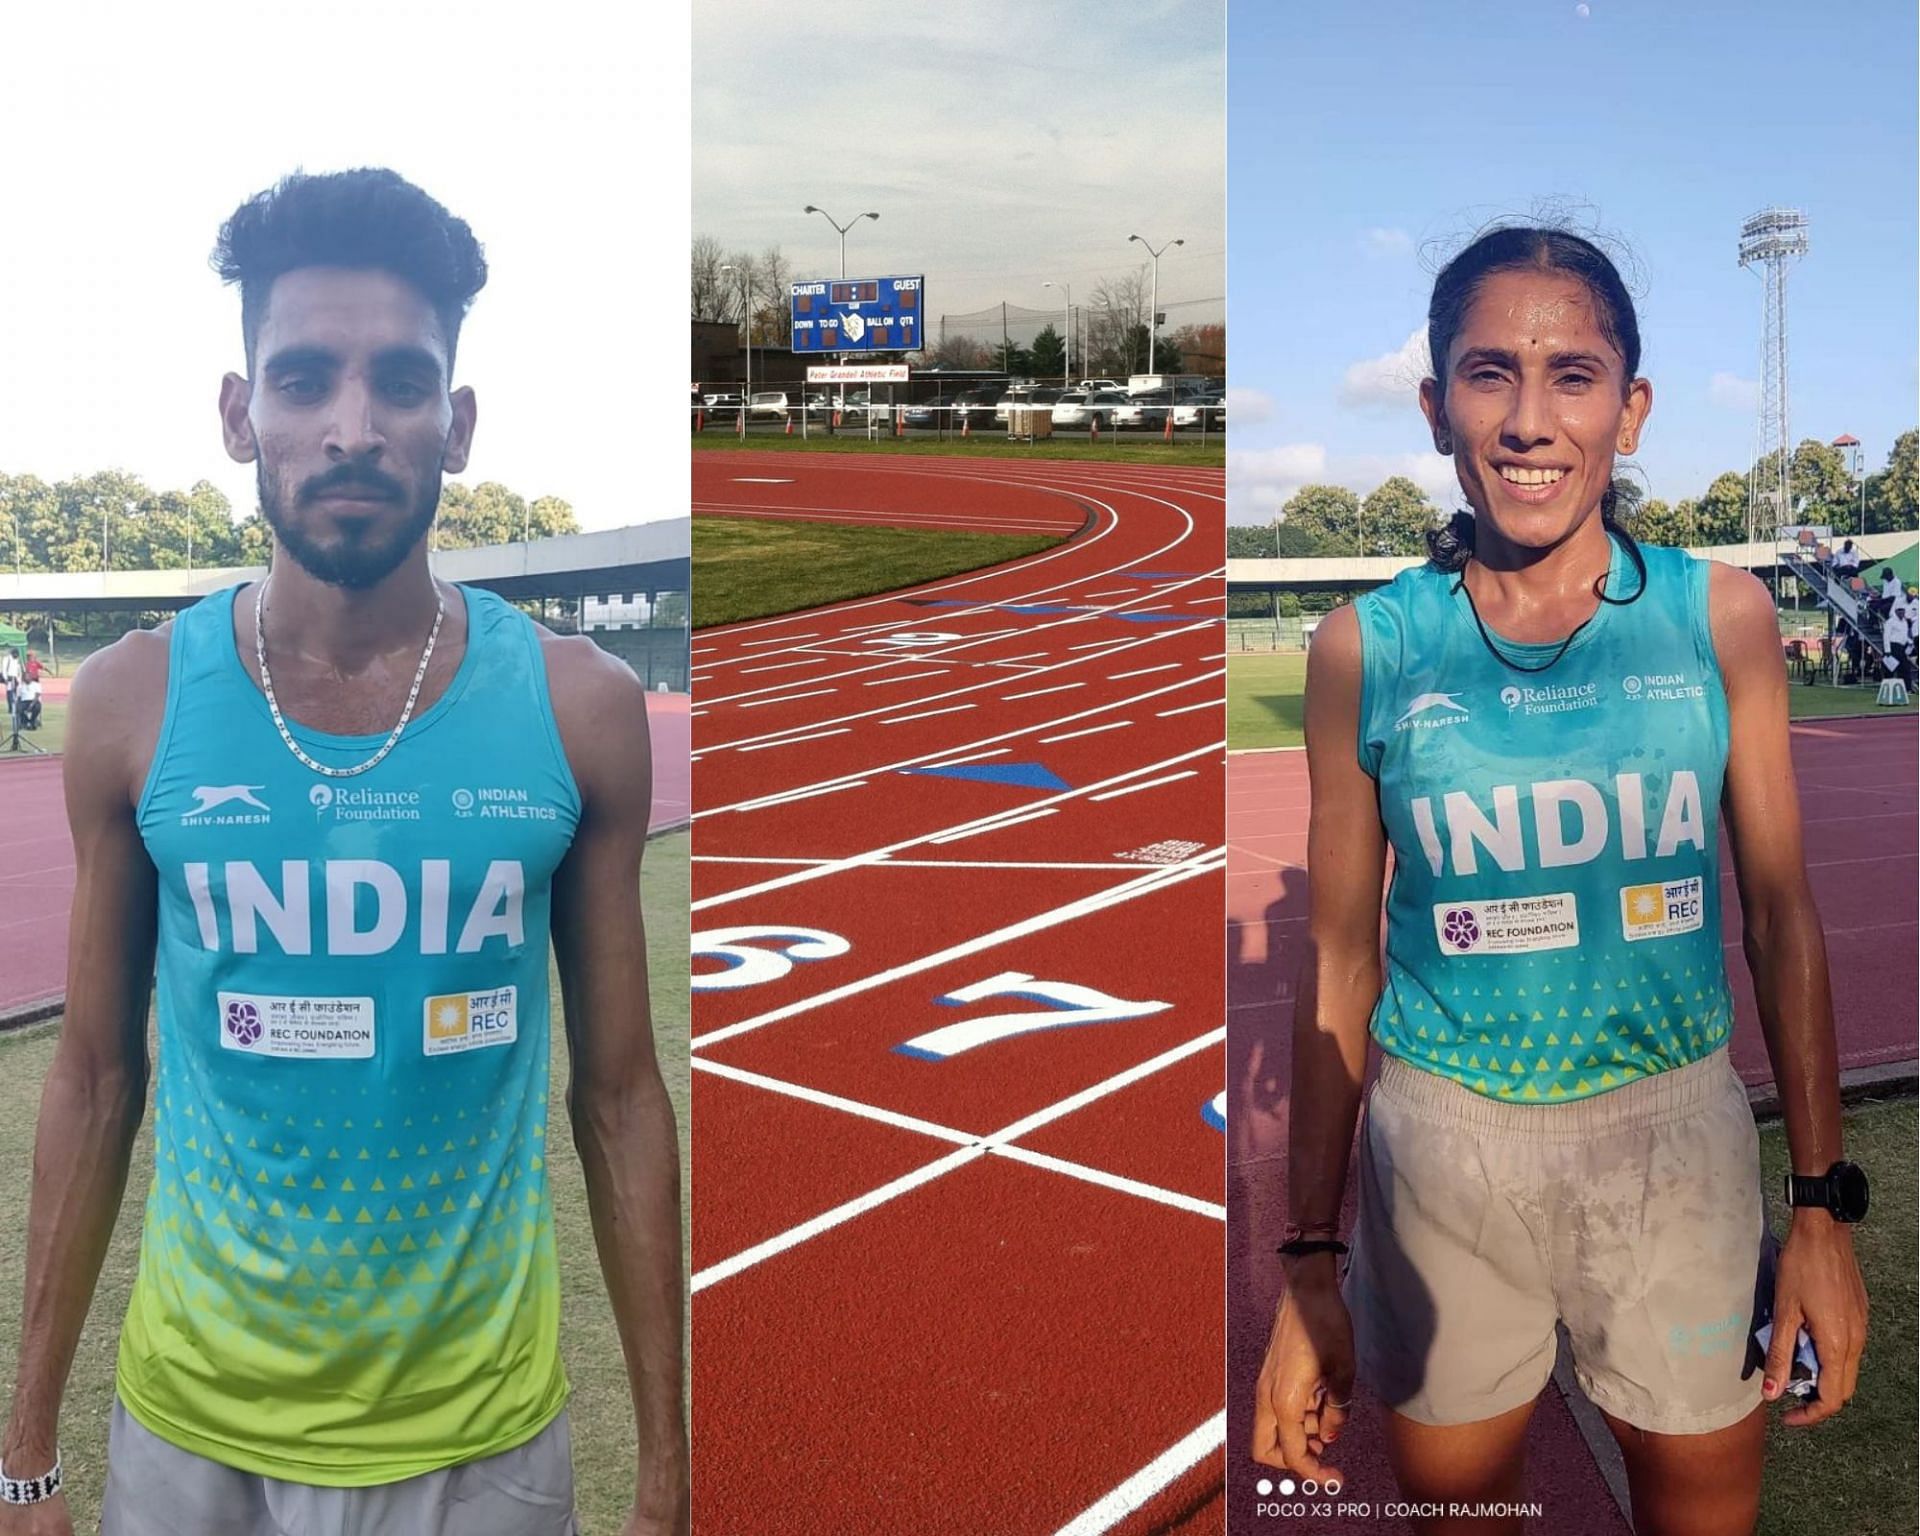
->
[1255,1478,1273,1496]
[1302,1478,1318,1495]
[1325,1477,1343,1496]
[1278,1477,1296,1496]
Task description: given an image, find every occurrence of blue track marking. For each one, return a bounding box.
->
[901,762,1070,791]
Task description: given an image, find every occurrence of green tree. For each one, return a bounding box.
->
[991,338,1032,376]
[1360,476,1439,556]
[1695,471,1751,546]
[434,483,579,549]
[1867,429,1918,534]
[1226,525,1277,558]
[1028,325,1065,382]
[1279,485,1363,555]
[1629,497,1694,548]
[1788,437,1853,527]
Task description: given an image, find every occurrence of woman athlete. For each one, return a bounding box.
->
[1251,227,1870,1536]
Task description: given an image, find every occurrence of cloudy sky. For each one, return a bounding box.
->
[1230,0,1918,524]
[0,1,690,533]
[695,1,1225,338]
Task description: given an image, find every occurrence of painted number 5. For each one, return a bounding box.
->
[691,927,850,992]
[895,971,1171,1060]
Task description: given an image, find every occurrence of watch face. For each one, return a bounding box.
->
[1834,1162,1870,1222]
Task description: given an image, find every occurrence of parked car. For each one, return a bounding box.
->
[748,390,793,420]
[1049,391,1092,427]
[953,389,1004,429]
[1112,390,1174,430]
[1077,377,1126,393]
[1172,392,1225,430]
[902,395,962,428]
[994,386,1064,425]
[702,391,745,420]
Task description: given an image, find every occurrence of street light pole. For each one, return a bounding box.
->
[802,204,880,280]
[1043,280,1071,385]
[1128,234,1184,376]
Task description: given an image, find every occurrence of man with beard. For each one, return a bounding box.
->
[0,170,687,1536]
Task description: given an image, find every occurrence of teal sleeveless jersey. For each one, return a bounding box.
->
[119,582,581,1484]
[1354,541,1732,1103]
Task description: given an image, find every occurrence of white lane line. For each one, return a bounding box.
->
[863,670,952,686]
[692,854,1221,1046]
[737,728,851,753]
[929,808,1059,844]
[690,710,708,718]
[1088,770,1200,803]
[691,1026,1225,1290]
[918,748,1012,768]
[695,741,1221,904]
[740,632,818,647]
[1049,1414,1227,1536]
[691,1058,974,1146]
[731,780,867,813]
[694,1056,1222,1220]
[989,1144,1225,1221]
[1069,639,1129,651]
[1156,699,1219,718]
[740,689,836,708]
[882,703,977,725]
[1081,588,1135,598]
[1002,683,1085,701]
[988,650,1052,663]
[740,658,830,675]
[691,646,717,655]
[693,856,1167,870]
[1041,721,1132,744]
[1109,663,1183,680]
[691,1148,982,1292]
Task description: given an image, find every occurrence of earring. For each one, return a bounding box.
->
[1437,432,1452,453]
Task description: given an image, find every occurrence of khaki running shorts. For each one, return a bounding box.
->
[99,1399,578,1536]
[1342,1045,1765,1435]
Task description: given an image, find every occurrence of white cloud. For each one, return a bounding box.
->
[1229,445,1459,524]
[1362,227,1413,257]
[1228,443,1328,518]
[1709,372,1760,412]
[1339,327,1431,411]
[1225,388,1275,425]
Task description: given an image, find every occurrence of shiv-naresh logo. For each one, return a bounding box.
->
[182,785,270,824]
[1395,692,1470,731]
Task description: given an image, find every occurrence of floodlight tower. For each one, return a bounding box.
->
[1737,207,1809,555]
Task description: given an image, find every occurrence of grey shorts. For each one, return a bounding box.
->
[99,1399,578,1536]
[1342,1046,1765,1435]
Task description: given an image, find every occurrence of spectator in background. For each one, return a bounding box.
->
[1833,538,1861,577]
[23,650,42,685]
[1873,566,1901,620]
[0,646,19,716]
[15,671,40,730]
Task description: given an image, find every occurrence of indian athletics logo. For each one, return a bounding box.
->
[224,999,262,1046]
[1623,675,1643,695]
[1441,908,1481,951]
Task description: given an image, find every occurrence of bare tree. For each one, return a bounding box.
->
[929,334,992,369]
[691,235,735,321]
[1086,265,1151,376]
[757,246,792,345]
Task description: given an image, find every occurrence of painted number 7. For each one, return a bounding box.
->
[895,971,1171,1060]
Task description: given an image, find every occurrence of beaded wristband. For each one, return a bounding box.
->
[0,1452,62,1505]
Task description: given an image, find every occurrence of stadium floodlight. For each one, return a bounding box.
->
[1737,207,1808,562]
[1042,280,1072,385]
[802,205,879,279]
[1128,234,1185,375]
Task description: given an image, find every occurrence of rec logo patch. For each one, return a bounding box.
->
[1621,877,1704,941]
[1432,893,1580,955]
[423,985,518,1056]
[218,992,374,1058]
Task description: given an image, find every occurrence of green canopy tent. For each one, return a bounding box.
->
[1882,539,1919,590]
[0,624,28,655]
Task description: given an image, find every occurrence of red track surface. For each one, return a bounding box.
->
[1226,713,1917,1532]
[691,451,1226,1535]
[0,693,691,1019]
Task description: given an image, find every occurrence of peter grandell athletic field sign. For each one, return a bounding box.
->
[790,275,923,353]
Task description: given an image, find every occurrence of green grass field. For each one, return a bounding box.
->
[1227,653,1915,752]
[693,514,1063,628]
[693,433,1227,468]
[0,830,689,1536]
[0,698,66,757]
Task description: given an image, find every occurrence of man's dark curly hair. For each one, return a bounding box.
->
[211,167,488,372]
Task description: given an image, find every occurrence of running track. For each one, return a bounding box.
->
[0,692,689,1020]
[691,451,1226,1535]
[1227,713,1918,1531]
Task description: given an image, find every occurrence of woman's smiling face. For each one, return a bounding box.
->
[1420,267,1651,551]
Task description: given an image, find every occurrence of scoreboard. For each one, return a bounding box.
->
[790,274,924,353]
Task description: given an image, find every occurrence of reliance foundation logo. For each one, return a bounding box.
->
[1501,681,1598,717]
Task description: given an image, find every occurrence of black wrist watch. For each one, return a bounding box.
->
[1784,1160,1869,1223]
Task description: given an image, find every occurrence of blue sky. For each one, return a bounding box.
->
[695,1,1224,330]
[1228,0,1918,522]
